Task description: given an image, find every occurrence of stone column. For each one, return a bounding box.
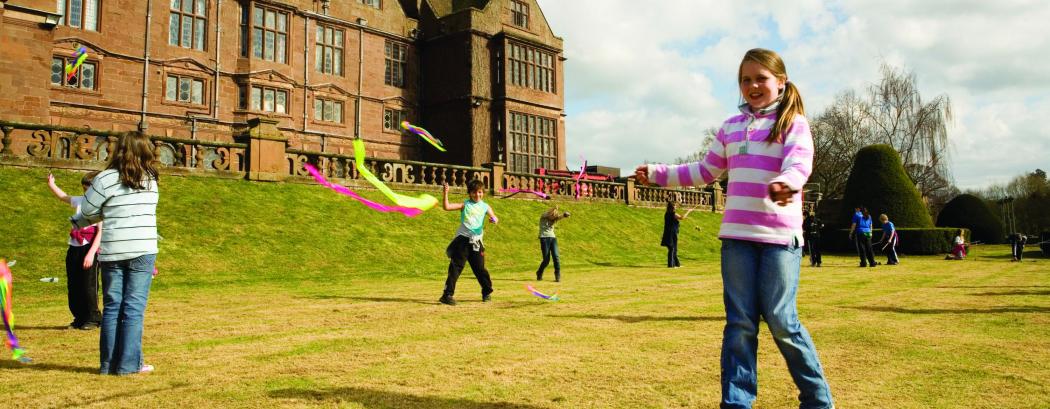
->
[712,182,724,212]
[0,126,12,155]
[625,177,636,205]
[483,162,505,194]
[244,117,288,181]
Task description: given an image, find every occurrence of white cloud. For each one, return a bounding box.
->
[536,0,1050,188]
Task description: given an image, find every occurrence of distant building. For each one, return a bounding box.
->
[0,0,566,170]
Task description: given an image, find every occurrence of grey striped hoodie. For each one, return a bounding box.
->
[71,169,159,262]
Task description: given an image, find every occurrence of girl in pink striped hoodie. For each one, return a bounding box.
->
[635,48,833,409]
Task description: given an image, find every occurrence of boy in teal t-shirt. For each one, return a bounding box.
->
[439,180,499,306]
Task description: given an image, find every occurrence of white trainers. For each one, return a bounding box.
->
[138,364,154,374]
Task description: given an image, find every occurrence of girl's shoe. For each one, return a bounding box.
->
[138,364,154,374]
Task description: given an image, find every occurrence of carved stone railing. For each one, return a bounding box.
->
[502,171,626,202]
[285,148,490,191]
[0,120,246,175]
[635,184,713,208]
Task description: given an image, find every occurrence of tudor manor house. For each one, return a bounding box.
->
[0,0,566,173]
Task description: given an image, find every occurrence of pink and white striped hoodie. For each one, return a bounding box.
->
[647,105,813,246]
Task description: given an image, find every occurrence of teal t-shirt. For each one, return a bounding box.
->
[457,199,491,237]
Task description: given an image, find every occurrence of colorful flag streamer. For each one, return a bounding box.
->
[574,157,587,200]
[400,121,446,152]
[303,163,423,217]
[65,47,88,83]
[497,188,550,199]
[525,284,560,301]
[1,259,29,363]
[352,138,438,211]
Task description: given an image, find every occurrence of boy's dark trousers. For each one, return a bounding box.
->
[65,244,102,326]
[443,235,493,298]
[1013,243,1025,261]
[665,235,681,268]
[536,237,561,281]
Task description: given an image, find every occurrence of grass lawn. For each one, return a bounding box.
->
[1,168,1047,408]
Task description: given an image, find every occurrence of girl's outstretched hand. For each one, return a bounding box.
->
[634,165,649,185]
[768,182,796,206]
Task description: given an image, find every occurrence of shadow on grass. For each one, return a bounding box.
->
[268,386,546,409]
[17,325,70,330]
[968,290,1050,296]
[0,360,97,374]
[492,277,534,282]
[338,296,438,305]
[49,382,191,408]
[547,313,722,323]
[847,305,1050,314]
[588,260,647,268]
[936,285,1050,289]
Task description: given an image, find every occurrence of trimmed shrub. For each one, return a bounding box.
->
[840,144,933,228]
[821,227,967,255]
[936,194,1005,244]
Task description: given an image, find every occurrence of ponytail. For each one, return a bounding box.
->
[767,81,805,143]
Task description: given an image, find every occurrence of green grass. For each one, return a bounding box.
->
[1,167,1048,408]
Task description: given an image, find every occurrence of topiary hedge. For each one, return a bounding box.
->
[936,194,1005,244]
[840,144,933,228]
[820,227,967,255]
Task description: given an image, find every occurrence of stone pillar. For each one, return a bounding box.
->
[712,182,724,212]
[1,126,12,155]
[483,162,505,194]
[244,117,288,181]
[625,177,636,205]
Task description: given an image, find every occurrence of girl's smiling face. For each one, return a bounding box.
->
[739,61,785,110]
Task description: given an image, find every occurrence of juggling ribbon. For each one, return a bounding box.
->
[574,157,587,200]
[65,47,88,82]
[526,284,559,301]
[0,259,29,363]
[400,121,446,152]
[304,163,423,217]
[353,138,438,211]
[498,188,549,199]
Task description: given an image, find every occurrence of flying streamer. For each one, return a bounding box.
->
[353,138,438,211]
[304,163,423,217]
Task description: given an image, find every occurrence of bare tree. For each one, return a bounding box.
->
[810,90,869,198]
[673,127,719,165]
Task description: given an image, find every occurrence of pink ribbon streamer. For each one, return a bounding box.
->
[304,164,423,217]
[498,188,550,199]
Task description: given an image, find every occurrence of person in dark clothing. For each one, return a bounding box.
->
[1009,233,1027,262]
[802,211,823,267]
[662,200,688,268]
[848,206,877,267]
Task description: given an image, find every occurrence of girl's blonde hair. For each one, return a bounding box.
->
[108,131,159,190]
[738,48,805,143]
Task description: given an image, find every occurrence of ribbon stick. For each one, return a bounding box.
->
[525,284,560,301]
[65,47,88,82]
[400,121,447,152]
[498,188,549,199]
[0,259,29,363]
[304,164,423,217]
[353,139,438,211]
[574,157,587,200]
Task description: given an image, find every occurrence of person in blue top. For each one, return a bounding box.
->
[439,180,498,306]
[848,206,877,268]
[875,214,899,265]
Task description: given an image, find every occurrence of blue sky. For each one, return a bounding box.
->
[535,0,1050,190]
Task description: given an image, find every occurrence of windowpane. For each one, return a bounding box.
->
[277,13,286,32]
[182,0,193,13]
[250,87,261,110]
[324,48,332,73]
[195,18,206,50]
[253,6,263,26]
[195,0,205,15]
[57,0,65,25]
[172,0,181,9]
[334,30,343,46]
[325,27,333,44]
[191,80,203,104]
[315,46,323,71]
[275,91,286,113]
[182,15,193,46]
[264,31,274,60]
[334,51,342,76]
[276,34,286,63]
[263,89,274,112]
[70,0,82,27]
[314,100,323,120]
[323,101,333,121]
[252,28,262,57]
[166,76,177,100]
[84,0,99,31]
[80,63,95,89]
[334,102,342,123]
[51,57,64,84]
[179,77,191,101]
[169,13,180,45]
[265,10,275,29]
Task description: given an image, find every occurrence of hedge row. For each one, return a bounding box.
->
[818,228,969,255]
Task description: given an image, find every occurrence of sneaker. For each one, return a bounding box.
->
[439,295,456,306]
[482,294,492,302]
[138,364,154,374]
[77,322,100,330]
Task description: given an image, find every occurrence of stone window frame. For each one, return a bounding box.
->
[510,0,529,29]
[164,74,207,106]
[240,84,290,115]
[315,24,345,76]
[384,40,407,88]
[56,0,101,31]
[50,55,99,92]
[359,0,381,9]
[508,42,555,93]
[249,4,289,64]
[383,108,407,132]
[313,97,344,124]
[508,111,557,174]
[168,0,208,51]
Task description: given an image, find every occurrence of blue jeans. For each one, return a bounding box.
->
[536,237,561,280]
[99,254,155,375]
[720,239,833,409]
